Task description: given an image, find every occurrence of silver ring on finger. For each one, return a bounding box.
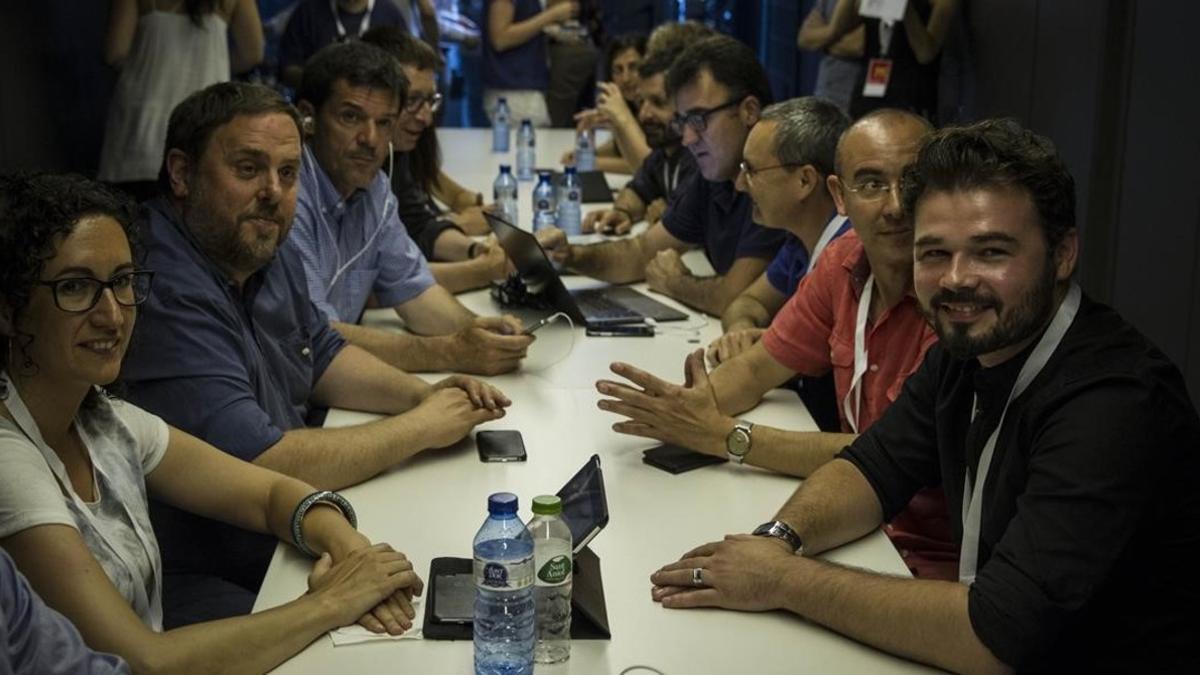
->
[692,567,704,586]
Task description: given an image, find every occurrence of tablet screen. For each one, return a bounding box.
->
[556,454,608,553]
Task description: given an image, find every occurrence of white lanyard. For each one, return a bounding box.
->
[958,283,1082,585]
[878,20,895,56]
[662,159,682,197]
[842,272,874,434]
[809,214,847,271]
[0,374,163,627]
[330,0,375,39]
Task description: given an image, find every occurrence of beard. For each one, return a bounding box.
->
[185,192,287,279]
[925,256,1058,361]
[643,122,679,149]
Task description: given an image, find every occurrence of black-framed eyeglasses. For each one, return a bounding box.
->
[669,96,745,135]
[403,92,443,114]
[35,270,154,314]
[739,160,802,183]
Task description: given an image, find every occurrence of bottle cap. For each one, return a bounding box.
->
[487,492,519,515]
[499,164,511,172]
[521,118,532,126]
[531,495,563,515]
[498,97,507,103]
[564,166,577,175]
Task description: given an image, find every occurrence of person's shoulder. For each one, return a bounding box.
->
[815,228,863,269]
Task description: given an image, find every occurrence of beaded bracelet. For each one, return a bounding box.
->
[290,490,358,558]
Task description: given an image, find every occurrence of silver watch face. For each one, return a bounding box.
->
[726,426,751,457]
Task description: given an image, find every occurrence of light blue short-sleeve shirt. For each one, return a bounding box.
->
[288,145,436,323]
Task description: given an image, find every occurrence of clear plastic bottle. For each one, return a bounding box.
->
[556,167,582,236]
[574,128,596,172]
[492,98,511,153]
[532,172,557,232]
[492,164,519,227]
[527,495,572,664]
[516,119,536,181]
[474,493,535,675]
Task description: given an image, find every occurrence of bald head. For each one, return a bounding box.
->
[833,109,932,177]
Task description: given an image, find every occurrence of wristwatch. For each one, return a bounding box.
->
[753,520,804,555]
[725,420,753,464]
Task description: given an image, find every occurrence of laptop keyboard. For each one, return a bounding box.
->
[573,289,642,321]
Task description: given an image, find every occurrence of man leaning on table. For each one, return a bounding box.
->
[599,109,958,580]
[648,120,1200,673]
[536,35,787,317]
[286,40,534,376]
[120,81,508,625]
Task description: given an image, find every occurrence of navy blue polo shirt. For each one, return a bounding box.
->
[765,215,853,296]
[279,0,409,73]
[122,198,346,462]
[661,175,786,274]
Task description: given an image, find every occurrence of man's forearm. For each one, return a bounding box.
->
[774,458,884,555]
[431,227,474,262]
[659,273,743,317]
[744,427,858,478]
[779,558,1009,675]
[570,237,649,283]
[613,188,647,222]
[609,117,651,169]
[331,321,460,374]
[720,294,773,332]
[430,259,493,294]
[253,413,434,489]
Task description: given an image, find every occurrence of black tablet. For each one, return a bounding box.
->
[556,454,609,554]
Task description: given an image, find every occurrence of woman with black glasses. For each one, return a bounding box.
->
[0,173,422,673]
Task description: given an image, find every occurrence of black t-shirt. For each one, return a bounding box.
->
[625,145,697,208]
[850,0,939,122]
[841,293,1200,672]
[388,152,462,259]
[660,174,785,275]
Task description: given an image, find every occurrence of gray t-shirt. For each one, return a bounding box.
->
[813,0,864,112]
[0,548,130,674]
[0,381,168,630]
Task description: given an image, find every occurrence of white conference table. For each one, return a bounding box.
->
[253,128,938,675]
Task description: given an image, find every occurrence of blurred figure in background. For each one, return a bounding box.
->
[797,0,863,113]
[98,0,263,201]
[278,0,412,89]
[563,32,646,174]
[482,0,578,127]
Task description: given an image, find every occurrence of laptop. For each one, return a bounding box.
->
[542,169,613,203]
[486,213,689,327]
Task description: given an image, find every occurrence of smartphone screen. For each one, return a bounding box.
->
[585,324,654,337]
[476,430,527,462]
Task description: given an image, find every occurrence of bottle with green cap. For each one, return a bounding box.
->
[527,494,572,663]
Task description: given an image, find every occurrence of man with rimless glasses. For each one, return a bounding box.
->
[597,109,959,581]
[537,35,786,317]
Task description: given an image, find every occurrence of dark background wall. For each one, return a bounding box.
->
[2,0,1197,405]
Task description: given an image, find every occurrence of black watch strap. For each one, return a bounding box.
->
[753,520,804,554]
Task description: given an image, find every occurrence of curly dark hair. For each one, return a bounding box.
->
[0,172,141,403]
[901,118,1076,248]
[605,33,646,81]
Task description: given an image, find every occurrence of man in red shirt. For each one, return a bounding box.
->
[596,108,957,579]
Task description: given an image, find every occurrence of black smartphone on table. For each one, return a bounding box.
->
[585,324,654,337]
[476,430,527,462]
[642,443,727,474]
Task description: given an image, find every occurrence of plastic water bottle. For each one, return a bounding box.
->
[493,164,519,226]
[516,120,535,181]
[533,172,557,232]
[474,493,535,675]
[556,167,582,236]
[574,129,595,171]
[527,495,572,664]
[492,98,511,153]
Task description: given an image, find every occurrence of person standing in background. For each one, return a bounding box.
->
[98,0,263,201]
[797,0,863,114]
[278,0,411,89]
[482,0,578,127]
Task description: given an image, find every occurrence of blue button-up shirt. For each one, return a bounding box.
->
[121,198,347,462]
[287,145,436,324]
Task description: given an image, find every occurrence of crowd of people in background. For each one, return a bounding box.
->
[1,1,1198,673]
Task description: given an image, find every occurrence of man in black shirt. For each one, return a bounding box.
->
[648,119,1200,673]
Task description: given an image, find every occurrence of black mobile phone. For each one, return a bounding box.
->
[643,443,727,474]
[585,324,654,337]
[476,430,527,462]
[431,572,474,623]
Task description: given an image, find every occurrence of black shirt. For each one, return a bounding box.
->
[841,294,1200,672]
[388,152,463,259]
[660,174,785,275]
[625,145,697,208]
[850,0,939,123]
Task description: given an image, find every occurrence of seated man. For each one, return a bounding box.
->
[709,96,852,365]
[598,109,958,580]
[563,33,648,175]
[579,45,698,237]
[538,35,787,318]
[647,120,1200,673]
[289,41,533,376]
[361,26,510,294]
[120,81,506,624]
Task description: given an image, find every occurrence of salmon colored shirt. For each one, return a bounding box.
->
[761,230,958,579]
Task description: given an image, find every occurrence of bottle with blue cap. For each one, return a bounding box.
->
[493,164,518,226]
[516,120,536,181]
[492,97,511,152]
[556,167,582,236]
[532,171,557,232]
[473,492,535,675]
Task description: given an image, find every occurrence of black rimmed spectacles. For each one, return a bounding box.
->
[403,92,443,114]
[669,96,745,135]
[36,270,155,314]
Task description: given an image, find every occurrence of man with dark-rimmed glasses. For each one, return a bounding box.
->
[537,35,786,317]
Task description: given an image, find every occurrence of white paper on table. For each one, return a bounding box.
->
[858,0,907,22]
[328,598,425,645]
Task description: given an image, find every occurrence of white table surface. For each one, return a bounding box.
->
[253,128,938,674]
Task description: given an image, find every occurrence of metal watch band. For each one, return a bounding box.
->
[753,520,804,554]
[290,490,358,558]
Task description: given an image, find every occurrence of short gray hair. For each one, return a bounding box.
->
[759,97,849,177]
